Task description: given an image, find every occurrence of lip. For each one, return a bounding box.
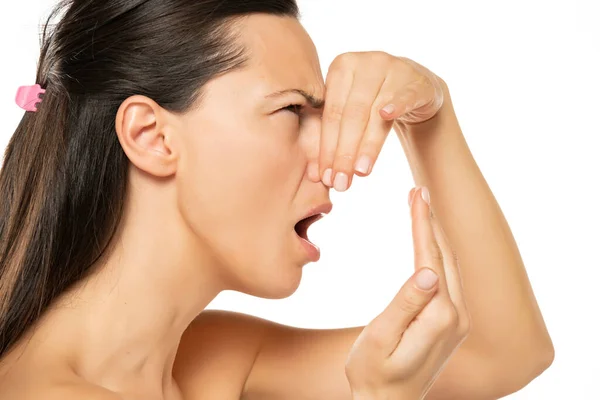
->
[293,202,333,263]
[298,202,333,223]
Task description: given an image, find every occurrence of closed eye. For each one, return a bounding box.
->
[281,103,304,116]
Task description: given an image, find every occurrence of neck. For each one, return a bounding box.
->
[24,186,224,398]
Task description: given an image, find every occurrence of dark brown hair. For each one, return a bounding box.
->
[0,0,299,359]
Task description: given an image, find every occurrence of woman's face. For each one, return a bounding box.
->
[176,14,329,299]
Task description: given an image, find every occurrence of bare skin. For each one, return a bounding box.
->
[0,13,553,400]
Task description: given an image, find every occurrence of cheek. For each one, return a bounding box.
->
[174,119,308,296]
[184,125,295,205]
[175,124,301,261]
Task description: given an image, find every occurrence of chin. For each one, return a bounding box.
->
[239,260,305,300]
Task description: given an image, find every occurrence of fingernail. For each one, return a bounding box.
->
[333,172,349,192]
[421,186,430,205]
[322,168,333,186]
[382,104,395,115]
[307,162,320,181]
[416,268,438,290]
[355,155,371,174]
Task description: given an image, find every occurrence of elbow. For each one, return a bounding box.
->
[526,343,555,381]
[492,341,555,398]
[535,342,555,377]
[539,341,555,370]
[527,336,555,380]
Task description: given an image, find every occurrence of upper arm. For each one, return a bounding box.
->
[243,323,360,400]
[173,309,273,399]
[171,309,355,400]
[244,323,549,400]
[173,310,550,400]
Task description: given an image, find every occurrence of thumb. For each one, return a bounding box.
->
[363,268,439,356]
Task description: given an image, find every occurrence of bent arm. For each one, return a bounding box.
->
[183,83,553,400]
[393,79,554,394]
[244,81,553,400]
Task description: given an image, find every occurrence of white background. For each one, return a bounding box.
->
[1,0,599,398]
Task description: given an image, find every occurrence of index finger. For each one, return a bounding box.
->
[319,66,354,186]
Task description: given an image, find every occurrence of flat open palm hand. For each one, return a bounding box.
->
[345,187,471,399]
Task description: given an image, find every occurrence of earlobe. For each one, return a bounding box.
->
[115,95,178,177]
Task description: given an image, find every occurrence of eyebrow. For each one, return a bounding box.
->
[265,89,325,109]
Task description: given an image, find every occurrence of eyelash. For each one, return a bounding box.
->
[281,103,304,117]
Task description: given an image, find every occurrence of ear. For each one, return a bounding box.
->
[115,95,179,177]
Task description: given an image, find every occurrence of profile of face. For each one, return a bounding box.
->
[131,14,329,300]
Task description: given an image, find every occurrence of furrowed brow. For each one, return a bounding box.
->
[266,89,325,109]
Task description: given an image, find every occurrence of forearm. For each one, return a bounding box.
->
[393,82,554,367]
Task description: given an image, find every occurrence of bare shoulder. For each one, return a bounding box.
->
[0,358,122,400]
[174,309,279,399]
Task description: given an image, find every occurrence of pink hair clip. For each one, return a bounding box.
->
[15,84,46,112]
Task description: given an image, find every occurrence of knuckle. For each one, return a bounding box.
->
[393,56,415,73]
[357,141,381,161]
[333,154,355,171]
[457,307,472,336]
[319,153,336,169]
[451,249,460,265]
[398,289,425,315]
[458,314,472,337]
[318,145,336,161]
[403,86,419,102]
[424,78,437,96]
[362,324,388,351]
[344,360,359,378]
[369,51,391,64]
[429,243,444,263]
[344,361,353,376]
[359,138,380,152]
[416,73,430,87]
[435,303,459,330]
[344,101,371,120]
[323,104,345,122]
[333,52,357,68]
[344,358,363,381]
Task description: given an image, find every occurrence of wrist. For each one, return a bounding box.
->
[393,79,457,138]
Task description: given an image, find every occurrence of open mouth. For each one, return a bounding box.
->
[294,213,324,243]
[293,203,331,262]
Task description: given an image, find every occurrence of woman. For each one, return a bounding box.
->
[0,0,554,399]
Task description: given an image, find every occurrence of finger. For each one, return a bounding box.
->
[353,111,393,177]
[381,75,441,122]
[380,77,443,124]
[352,77,400,177]
[429,209,469,318]
[362,267,439,357]
[319,66,354,187]
[408,187,417,206]
[379,78,423,120]
[411,186,450,299]
[330,70,386,191]
[302,115,323,182]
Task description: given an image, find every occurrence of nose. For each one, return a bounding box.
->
[299,115,323,182]
[305,162,322,183]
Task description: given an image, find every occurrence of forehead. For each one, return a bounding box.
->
[236,14,325,98]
